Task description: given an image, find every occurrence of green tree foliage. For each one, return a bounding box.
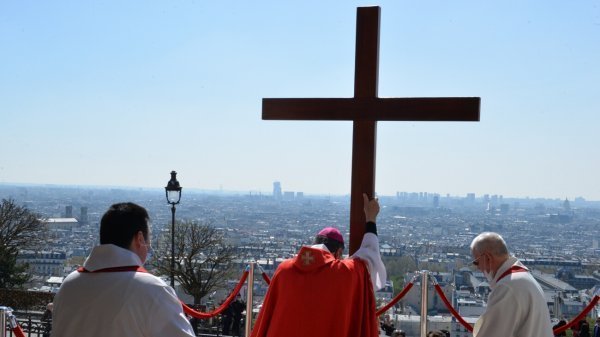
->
[0,199,46,289]
[383,255,418,294]
[152,220,235,304]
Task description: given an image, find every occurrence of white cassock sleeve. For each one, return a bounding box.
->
[352,232,387,291]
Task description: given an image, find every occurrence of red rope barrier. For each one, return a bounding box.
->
[175,263,599,332]
[553,295,599,335]
[376,282,414,316]
[261,272,271,285]
[11,326,26,337]
[433,283,474,332]
[5,311,25,337]
[254,262,271,286]
[432,285,599,335]
[182,270,249,319]
[6,314,25,337]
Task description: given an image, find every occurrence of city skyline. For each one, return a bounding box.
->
[1,181,595,205]
[1,1,599,200]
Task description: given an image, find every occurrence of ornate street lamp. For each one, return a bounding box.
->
[165,171,182,288]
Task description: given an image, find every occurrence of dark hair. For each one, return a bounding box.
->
[427,331,447,337]
[391,330,406,337]
[314,235,344,253]
[100,202,149,249]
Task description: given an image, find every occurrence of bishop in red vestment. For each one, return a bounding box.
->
[251,194,386,337]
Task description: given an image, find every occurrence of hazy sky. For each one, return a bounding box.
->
[1,1,599,200]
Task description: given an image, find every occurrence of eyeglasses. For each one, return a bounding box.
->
[471,255,482,266]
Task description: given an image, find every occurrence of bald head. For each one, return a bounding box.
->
[470,232,509,257]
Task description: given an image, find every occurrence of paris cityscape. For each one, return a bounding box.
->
[1,181,598,336]
[2,1,599,336]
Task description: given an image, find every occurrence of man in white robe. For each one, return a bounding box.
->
[52,202,195,337]
[470,232,553,337]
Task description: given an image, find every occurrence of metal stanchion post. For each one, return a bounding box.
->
[0,306,7,337]
[245,263,255,337]
[420,270,429,337]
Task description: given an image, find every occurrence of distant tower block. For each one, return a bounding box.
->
[563,198,571,212]
[283,191,295,201]
[433,195,440,208]
[65,205,73,218]
[273,181,282,200]
[80,206,89,225]
[491,195,499,206]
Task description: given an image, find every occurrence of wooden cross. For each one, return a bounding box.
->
[263,6,480,254]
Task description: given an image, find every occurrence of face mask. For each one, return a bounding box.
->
[483,270,494,283]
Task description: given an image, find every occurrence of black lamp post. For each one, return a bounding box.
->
[165,170,182,288]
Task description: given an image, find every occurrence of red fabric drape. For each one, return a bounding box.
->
[250,252,379,337]
[182,270,249,319]
[262,266,416,317]
[260,264,415,318]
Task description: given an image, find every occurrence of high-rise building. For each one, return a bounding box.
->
[491,195,499,205]
[273,181,282,200]
[65,205,73,218]
[80,206,88,225]
[283,191,295,201]
[563,198,571,212]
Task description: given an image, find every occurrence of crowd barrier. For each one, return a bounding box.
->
[181,268,249,319]
[3,264,599,337]
[0,307,26,337]
[250,266,600,336]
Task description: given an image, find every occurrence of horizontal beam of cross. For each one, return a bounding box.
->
[263,97,480,121]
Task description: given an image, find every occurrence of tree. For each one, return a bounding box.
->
[0,199,46,288]
[152,220,236,305]
[383,255,418,294]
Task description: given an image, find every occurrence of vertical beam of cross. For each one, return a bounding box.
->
[349,7,379,255]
